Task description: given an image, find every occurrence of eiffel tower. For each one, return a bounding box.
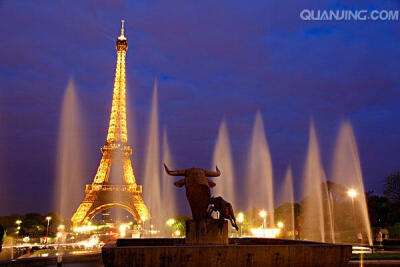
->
[71,20,150,227]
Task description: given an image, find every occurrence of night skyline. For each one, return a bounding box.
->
[1,0,400,216]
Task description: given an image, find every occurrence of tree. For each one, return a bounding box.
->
[384,171,400,203]
[366,191,390,228]
[274,203,300,227]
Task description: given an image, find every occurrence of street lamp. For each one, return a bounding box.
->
[174,230,181,237]
[347,188,357,215]
[237,212,244,237]
[347,188,361,243]
[347,188,357,199]
[15,220,22,235]
[166,218,175,227]
[141,215,147,236]
[45,216,51,246]
[259,210,267,229]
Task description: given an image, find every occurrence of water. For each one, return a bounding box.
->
[332,121,372,245]
[281,166,295,239]
[161,128,177,233]
[55,79,85,221]
[212,120,235,206]
[301,122,334,242]
[247,111,274,227]
[143,79,162,230]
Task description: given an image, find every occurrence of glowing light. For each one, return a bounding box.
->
[57,224,65,231]
[166,218,176,227]
[23,236,30,243]
[237,212,244,224]
[77,235,100,249]
[277,221,284,228]
[119,223,131,238]
[259,210,267,219]
[174,230,181,236]
[56,232,62,238]
[73,224,98,233]
[46,216,52,222]
[347,188,357,198]
[250,227,281,238]
[15,220,22,225]
[141,215,147,222]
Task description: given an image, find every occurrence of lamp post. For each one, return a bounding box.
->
[347,188,357,219]
[166,218,176,237]
[347,188,361,243]
[259,210,267,229]
[237,212,244,237]
[141,216,147,237]
[15,220,22,235]
[150,224,154,237]
[45,216,51,246]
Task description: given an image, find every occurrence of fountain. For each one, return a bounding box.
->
[301,122,335,243]
[281,166,295,240]
[103,161,352,267]
[143,79,163,231]
[160,128,177,233]
[55,79,86,221]
[331,121,372,245]
[212,120,235,206]
[247,111,274,227]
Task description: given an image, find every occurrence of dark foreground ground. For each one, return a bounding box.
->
[2,249,400,266]
[45,262,103,267]
[2,256,400,267]
[0,254,103,267]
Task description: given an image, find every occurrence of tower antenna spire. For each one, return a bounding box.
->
[119,19,126,40]
[121,19,125,36]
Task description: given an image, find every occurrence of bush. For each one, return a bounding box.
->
[388,223,400,239]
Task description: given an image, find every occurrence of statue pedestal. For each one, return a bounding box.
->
[185,219,228,245]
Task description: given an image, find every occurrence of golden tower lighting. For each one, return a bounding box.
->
[71,20,150,227]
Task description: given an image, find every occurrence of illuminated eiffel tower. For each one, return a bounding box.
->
[71,20,150,226]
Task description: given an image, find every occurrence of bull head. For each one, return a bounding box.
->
[164,164,221,221]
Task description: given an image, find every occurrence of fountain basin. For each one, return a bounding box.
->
[102,238,351,267]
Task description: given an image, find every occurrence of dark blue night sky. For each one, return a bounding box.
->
[0,0,399,215]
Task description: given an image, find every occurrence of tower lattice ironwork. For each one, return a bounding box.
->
[71,20,150,226]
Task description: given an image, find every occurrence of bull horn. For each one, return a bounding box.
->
[164,164,186,176]
[205,166,221,177]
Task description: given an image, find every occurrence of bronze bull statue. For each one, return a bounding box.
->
[164,164,220,221]
[208,196,239,231]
